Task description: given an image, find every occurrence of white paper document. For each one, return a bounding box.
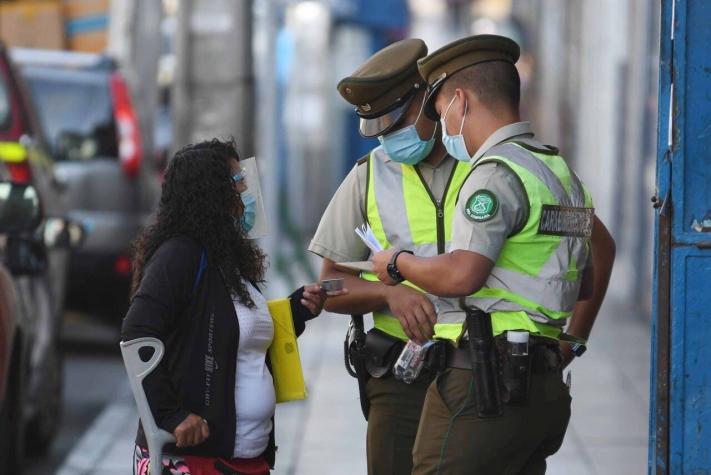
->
[355,223,383,253]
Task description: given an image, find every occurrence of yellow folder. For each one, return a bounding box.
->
[267,298,308,403]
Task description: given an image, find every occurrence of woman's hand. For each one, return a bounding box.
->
[173,413,209,448]
[300,283,348,316]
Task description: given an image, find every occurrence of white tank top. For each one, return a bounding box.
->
[232,280,275,458]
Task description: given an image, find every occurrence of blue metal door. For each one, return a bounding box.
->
[651,0,711,473]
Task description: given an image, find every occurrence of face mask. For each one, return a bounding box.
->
[237,192,257,233]
[440,95,471,162]
[378,101,436,165]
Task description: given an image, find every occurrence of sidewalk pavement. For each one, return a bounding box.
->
[55,260,650,475]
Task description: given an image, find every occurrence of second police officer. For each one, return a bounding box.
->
[372,35,616,474]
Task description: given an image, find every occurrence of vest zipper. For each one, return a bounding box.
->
[415,163,458,255]
[435,202,445,254]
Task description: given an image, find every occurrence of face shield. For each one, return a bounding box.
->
[237,156,267,240]
[358,94,415,138]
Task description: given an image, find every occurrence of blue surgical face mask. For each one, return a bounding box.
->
[440,95,471,162]
[237,192,257,233]
[378,102,436,165]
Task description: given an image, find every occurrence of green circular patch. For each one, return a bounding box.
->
[464,189,499,222]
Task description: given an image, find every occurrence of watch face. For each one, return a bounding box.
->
[387,263,402,282]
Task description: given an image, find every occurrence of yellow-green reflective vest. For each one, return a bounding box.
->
[434,141,594,344]
[360,147,470,341]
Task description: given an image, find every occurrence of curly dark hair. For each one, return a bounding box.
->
[130,138,266,307]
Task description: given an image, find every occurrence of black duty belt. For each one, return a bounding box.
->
[445,339,562,374]
[446,344,474,370]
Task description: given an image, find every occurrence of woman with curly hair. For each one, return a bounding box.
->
[122,138,344,475]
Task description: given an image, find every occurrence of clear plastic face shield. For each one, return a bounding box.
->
[235,156,267,240]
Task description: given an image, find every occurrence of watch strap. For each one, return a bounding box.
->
[387,249,413,283]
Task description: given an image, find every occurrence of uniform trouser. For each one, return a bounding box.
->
[412,368,571,475]
[365,372,435,475]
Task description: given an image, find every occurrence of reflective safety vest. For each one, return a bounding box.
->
[434,141,594,344]
[360,146,471,341]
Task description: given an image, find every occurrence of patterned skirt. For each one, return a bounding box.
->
[133,445,270,475]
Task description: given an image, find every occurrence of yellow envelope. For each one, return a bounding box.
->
[267,298,307,403]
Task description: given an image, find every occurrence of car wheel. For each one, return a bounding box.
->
[0,352,26,474]
[25,345,62,455]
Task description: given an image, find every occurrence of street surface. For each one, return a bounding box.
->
[26,351,124,475]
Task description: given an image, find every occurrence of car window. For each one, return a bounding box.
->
[22,67,118,161]
[0,75,9,131]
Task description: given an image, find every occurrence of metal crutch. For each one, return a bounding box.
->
[120,337,176,475]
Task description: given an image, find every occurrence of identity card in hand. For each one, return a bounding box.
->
[355,223,383,253]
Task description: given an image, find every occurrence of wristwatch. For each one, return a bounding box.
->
[560,333,587,357]
[570,342,587,357]
[387,249,414,283]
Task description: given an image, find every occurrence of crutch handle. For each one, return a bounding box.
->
[120,337,177,474]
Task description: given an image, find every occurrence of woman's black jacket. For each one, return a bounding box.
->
[121,236,315,467]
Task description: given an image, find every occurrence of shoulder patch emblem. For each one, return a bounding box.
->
[465,189,499,222]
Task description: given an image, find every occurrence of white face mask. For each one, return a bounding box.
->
[440,95,471,162]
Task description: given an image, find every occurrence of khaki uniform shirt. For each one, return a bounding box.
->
[309,149,457,262]
[450,121,592,266]
[440,122,591,321]
[450,122,535,260]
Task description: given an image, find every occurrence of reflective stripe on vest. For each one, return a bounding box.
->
[361,146,470,340]
[433,142,594,344]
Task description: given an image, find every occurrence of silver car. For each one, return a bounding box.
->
[11,48,160,319]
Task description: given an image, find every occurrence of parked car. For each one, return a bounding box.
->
[10,48,159,318]
[0,43,71,322]
[0,181,83,473]
[0,42,84,468]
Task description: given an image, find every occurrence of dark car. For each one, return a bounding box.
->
[0,242,22,472]
[0,181,80,473]
[10,48,159,318]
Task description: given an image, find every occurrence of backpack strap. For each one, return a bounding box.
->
[191,250,208,298]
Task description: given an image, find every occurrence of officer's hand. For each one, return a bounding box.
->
[301,283,348,316]
[371,249,399,285]
[559,341,575,369]
[385,285,437,343]
[174,413,209,448]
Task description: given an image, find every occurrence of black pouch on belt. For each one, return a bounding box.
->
[364,328,404,378]
[499,337,532,405]
[461,299,504,418]
[424,340,448,373]
[344,315,370,420]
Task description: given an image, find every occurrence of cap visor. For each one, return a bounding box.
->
[358,98,412,138]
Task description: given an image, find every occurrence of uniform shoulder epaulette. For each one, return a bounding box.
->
[509,140,559,156]
[356,153,370,166]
